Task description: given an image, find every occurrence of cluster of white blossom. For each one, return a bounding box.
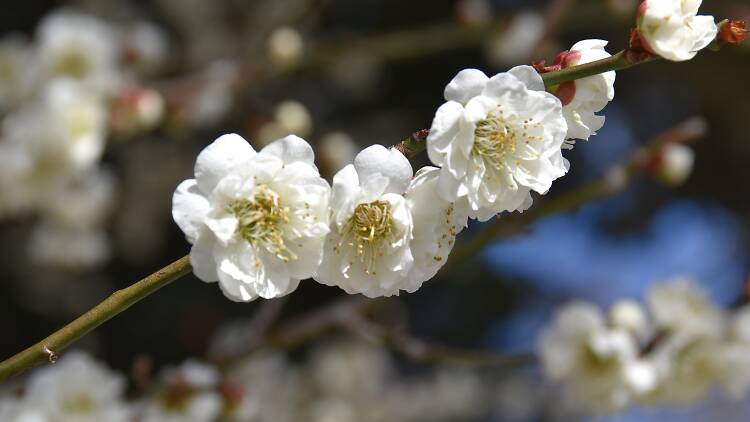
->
[538,278,750,414]
[0,9,167,268]
[173,0,721,302]
[0,342,494,422]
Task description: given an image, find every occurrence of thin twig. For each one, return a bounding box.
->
[0,256,192,381]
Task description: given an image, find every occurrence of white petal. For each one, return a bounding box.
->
[444,68,489,104]
[190,230,218,282]
[259,134,316,167]
[507,65,545,91]
[194,133,255,195]
[689,15,718,52]
[172,179,209,243]
[426,101,464,165]
[353,144,413,194]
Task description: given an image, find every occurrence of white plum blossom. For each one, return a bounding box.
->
[427,66,568,221]
[20,351,131,422]
[34,9,122,94]
[556,40,616,145]
[636,0,717,62]
[538,302,657,413]
[315,145,418,297]
[404,166,469,285]
[172,134,330,302]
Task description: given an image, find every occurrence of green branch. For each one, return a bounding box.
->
[541,50,657,88]
[0,256,192,381]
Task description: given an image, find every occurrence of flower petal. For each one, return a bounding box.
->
[353,144,413,194]
[507,65,545,92]
[190,230,219,282]
[444,68,489,104]
[172,179,209,243]
[194,133,255,195]
[259,134,316,167]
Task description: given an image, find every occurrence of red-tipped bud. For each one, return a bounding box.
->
[552,81,577,106]
[636,0,648,19]
[718,20,748,46]
[627,28,654,63]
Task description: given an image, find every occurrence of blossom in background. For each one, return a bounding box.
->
[315,145,417,297]
[34,9,122,94]
[172,134,331,301]
[19,351,131,422]
[138,360,222,422]
[0,78,107,215]
[646,277,725,338]
[427,66,567,221]
[553,40,616,146]
[0,36,33,110]
[539,279,750,414]
[538,301,657,413]
[636,0,717,61]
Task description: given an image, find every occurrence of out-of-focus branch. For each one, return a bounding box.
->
[342,313,535,367]
[0,256,192,381]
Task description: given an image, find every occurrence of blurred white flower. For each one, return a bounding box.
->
[655,143,695,186]
[310,341,392,397]
[0,36,33,109]
[28,223,110,269]
[35,9,122,94]
[40,167,116,228]
[538,302,657,413]
[139,360,222,422]
[485,12,545,65]
[609,299,650,341]
[647,277,725,337]
[319,131,357,173]
[716,306,750,398]
[182,61,236,128]
[275,100,313,137]
[636,0,717,61]
[427,66,568,221]
[0,78,107,214]
[121,21,169,74]
[315,145,419,297]
[556,40,616,145]
[646,332,723,405]
[404,166,469,285]
[21,351,130,422]
[172,134,330,301]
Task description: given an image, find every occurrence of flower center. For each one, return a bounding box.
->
[54,51,92,79]
[62,392,94,413]
[226,184,295,262]
[472,107,518,171]
[472,106,542,173]
[339,200,394,275]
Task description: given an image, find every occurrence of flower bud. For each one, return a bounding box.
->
[267,26,304,69]
[654,143,695,186]
[609,299,648,338]
[717,20,748,46]
[275,100,312,137]
[110,86,165,136]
